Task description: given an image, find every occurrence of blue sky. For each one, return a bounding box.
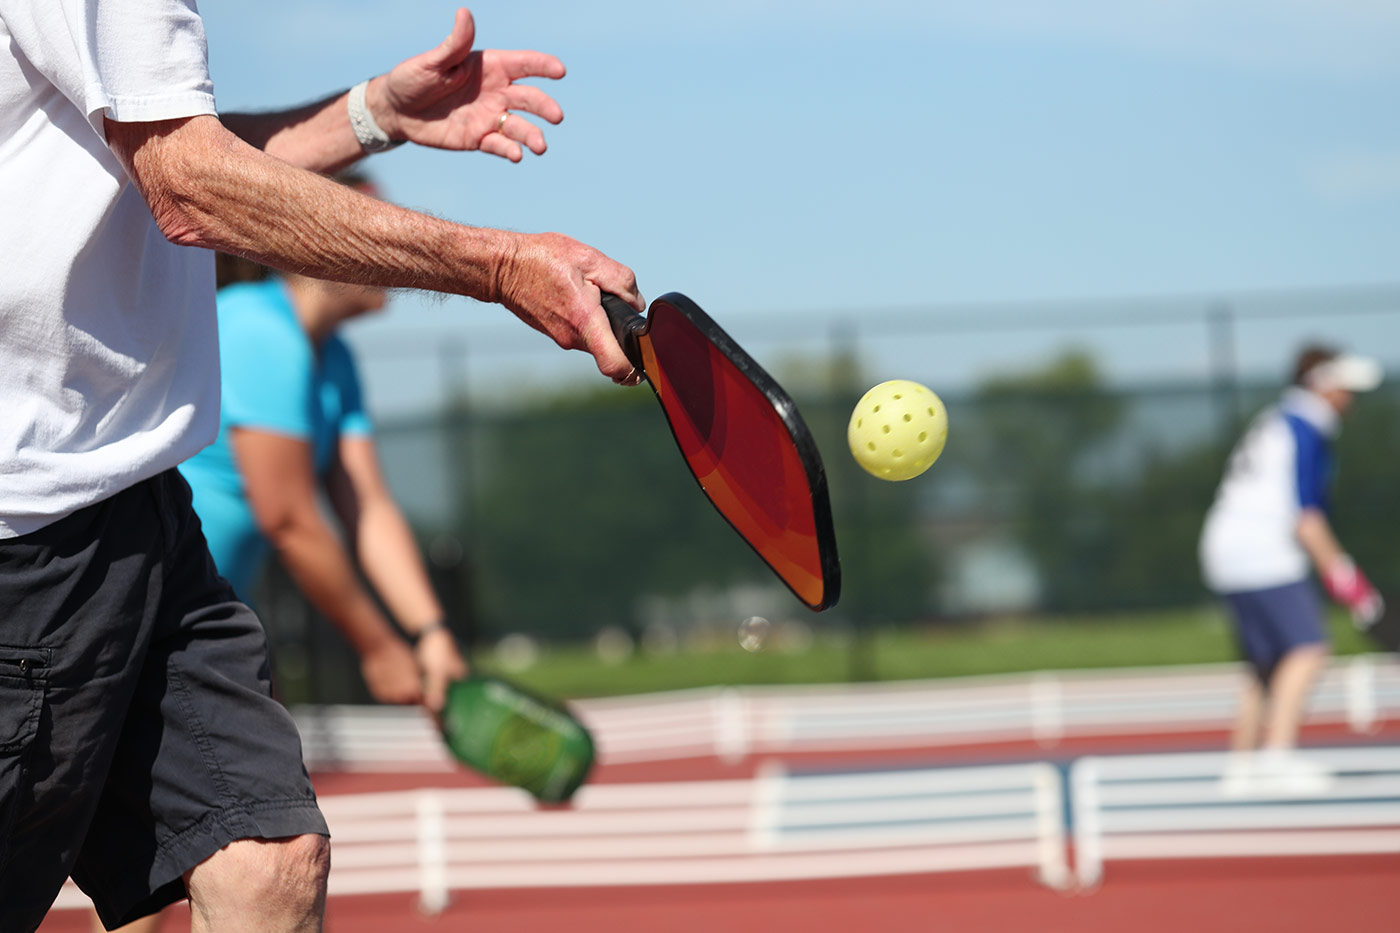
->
[200,2,1400,413]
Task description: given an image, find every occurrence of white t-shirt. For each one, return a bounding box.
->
[1198,388,1339,594]
[0,0,220,538]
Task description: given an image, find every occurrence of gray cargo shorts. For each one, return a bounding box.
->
[0,470,328,931]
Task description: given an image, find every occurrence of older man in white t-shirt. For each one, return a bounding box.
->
[0,4,643,930]
[1200,346,1383,772]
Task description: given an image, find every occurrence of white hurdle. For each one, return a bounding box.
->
[47,745,1400,913]
[319,760,1069,912]
[1071,745,1400,887]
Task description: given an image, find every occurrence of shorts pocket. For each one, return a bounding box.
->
[0,646,47,872]
[0,646,44,748]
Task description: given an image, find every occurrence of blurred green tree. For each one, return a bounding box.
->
[970,350,1126,610]
[1331,391,1400,594]
[455,379,938,642]
[1085,442,1228,609]
[970,354,1400,613]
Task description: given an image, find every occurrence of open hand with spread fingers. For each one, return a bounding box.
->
[369,7,566,161]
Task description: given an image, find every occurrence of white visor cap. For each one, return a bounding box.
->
[1309,353,1384,393]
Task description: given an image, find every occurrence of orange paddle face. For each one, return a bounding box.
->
[605,293,839,611]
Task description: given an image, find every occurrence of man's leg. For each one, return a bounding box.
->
[184,836,329,933]
[1257,579,1331,751]
[1230,676,1265,752]
[93,910,163,932]
[87,837,330,933]
[71,472,328,930]
[1222,591,1274,753]
[0,485,170,933]
[1263,643,1330,750]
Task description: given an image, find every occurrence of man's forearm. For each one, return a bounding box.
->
[355,495,445,635]
[1296,507,1345,575]
[221,90,365,175]
[112,115,510,298]
[268,506,402,656]
[220,73,406,174]
[105,111,642,380]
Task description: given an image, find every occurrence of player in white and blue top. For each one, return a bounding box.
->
[1200,345,1382,754]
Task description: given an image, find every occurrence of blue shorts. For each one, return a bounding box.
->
[1223,579,1328,685]
[0,471,327,931]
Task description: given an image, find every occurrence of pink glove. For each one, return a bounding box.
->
[1324,557,1384,626]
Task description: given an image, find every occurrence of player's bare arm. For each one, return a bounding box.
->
[1298,506,1383,623]
[328,437,445,633]
[234,428,423,706]
[1295,507,1345,574]
[220,7,564,173]
[103,114,642,382]
[374,6,564,161]
[329,436,468,711]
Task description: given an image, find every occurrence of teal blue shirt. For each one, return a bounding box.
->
[181,279,372,599]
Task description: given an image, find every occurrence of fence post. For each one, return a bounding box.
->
[831,318,878,683]
[715,687,749,763]
[415,790,450,914]
[1033,763,1072,889]
[747,758,786,851]
[1070,758,1103,889]
[1345,654,1378,734]
[1207,303,1242,440]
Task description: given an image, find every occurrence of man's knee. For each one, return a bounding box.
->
[269,834,331,890]
[188,834,330,913]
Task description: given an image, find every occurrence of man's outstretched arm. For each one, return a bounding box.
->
[104,113,642,383]
[1298,507,1383,624]
[221,8,564,173]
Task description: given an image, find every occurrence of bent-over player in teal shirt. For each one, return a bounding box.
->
[179,252,465,716]
[182,278,372,598]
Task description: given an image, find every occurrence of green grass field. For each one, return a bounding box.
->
[482,606,1378,699]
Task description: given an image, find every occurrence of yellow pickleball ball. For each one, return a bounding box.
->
[847,380,948,481]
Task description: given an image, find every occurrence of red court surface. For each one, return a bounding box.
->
[38,720,1400,932]
[320,856,1400,933]
[39,855,1400,932]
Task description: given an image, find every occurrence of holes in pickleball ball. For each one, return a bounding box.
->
[849,381,947,483]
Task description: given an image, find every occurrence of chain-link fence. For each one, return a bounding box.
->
[254,290,1400,703]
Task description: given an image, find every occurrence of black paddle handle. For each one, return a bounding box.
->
[601,293,646,371]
